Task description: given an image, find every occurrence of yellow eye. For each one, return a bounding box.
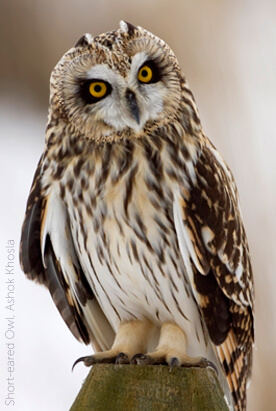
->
[89,81,107,98]
[138,65,153,83]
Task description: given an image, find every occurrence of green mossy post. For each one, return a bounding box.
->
[70,364,229,410]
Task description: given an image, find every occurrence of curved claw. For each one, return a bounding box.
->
[169,357,181,371]
[115,352,130,365]
[195,358,218,375]
[203,359,218,376]
[130,353,153,365]
[130,353,170,366]
[72,353,120,371]
[72,356,91,371]
[181,357,218,375]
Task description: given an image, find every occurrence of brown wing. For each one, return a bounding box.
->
[20,157,114,350]
[174,142,254,411]
[20,156,46,284]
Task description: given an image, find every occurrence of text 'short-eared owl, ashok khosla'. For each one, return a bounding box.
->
[20,21,254,411]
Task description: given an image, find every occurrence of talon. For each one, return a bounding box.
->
[181,357,218,375]
[130,353,152,365]
[169,357,181,370]
[131,353,169,365]
[72,353,118,370]
[195,357,218,374]
[72,355,93,371]
[115,352,129,365]
[203,359,218,375]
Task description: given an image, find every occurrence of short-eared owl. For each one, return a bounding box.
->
[20,21,254,410]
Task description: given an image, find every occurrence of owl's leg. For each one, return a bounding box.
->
[131,322,216,371]
[73,319,156,368]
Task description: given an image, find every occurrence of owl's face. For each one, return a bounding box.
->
[50,21,183,141]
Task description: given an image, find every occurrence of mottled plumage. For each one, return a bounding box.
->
[20,21,254,410]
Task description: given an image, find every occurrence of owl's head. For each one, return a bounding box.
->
[49,21,188,142]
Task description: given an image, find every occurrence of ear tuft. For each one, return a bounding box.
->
[119,21,137,36]
[75,33,93,48]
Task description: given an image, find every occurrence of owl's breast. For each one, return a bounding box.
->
[49,147,206,357]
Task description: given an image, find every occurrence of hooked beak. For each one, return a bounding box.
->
[125,89,140,125]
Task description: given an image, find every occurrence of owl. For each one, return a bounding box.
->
[20,21,254,410]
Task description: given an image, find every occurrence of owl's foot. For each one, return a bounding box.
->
[73,351,130,369]
[131,322,217,372]
[130,353,181,369]
[130,352,208,367]
[73,319,156,370]
[130,353,217,373]
[130,353,168,366]
[115,352,130,364]
[73,321,217,374]
[182,357,217,373]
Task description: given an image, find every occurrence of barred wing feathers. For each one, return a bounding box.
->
[20,159,114,351]
[173,142,254,411]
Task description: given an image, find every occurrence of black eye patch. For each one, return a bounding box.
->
[138,60,162,84]
[78,79,112,104]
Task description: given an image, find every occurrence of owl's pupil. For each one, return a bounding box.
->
[141,70,148,77]
[94,85,102,92]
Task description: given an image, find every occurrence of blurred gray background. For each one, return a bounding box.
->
[0,0,275,410]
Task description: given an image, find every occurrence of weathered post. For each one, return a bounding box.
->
[70,364,229,410]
